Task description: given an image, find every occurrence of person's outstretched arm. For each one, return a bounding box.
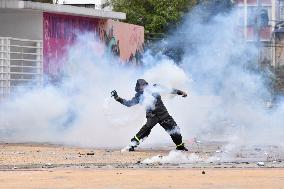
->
[111,90,140,107]
[152,84,187,97]
[171,88,187,97]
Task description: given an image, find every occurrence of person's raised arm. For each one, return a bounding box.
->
[111,90,140,107]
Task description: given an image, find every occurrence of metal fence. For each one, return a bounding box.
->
[0,37,43,100]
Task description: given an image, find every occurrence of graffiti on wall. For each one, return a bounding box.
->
[43,12,144,80]
[102,20,144,63]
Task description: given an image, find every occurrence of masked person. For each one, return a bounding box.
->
[111,79,188,152]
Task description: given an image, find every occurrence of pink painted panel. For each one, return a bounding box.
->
[43,12,144,80]
[107,20,144,62]
[43,12,100,77]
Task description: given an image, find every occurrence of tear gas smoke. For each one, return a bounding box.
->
[0,4,283,153]
[171,7,284,148]
[0,34,189,148]
[142,150,203,164]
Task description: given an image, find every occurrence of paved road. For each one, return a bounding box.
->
[1,168,284,189]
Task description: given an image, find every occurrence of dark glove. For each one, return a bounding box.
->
[178,90,187,97]
[174,89,187,97]
[111,90,124,103]
[181,91,187,97]
[111,90,118,99]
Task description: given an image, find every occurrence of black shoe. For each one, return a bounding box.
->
[129,146,135,152]
[176,145,188,151]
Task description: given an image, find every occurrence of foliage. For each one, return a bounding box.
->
[109,0,197,34]
[195,0,234,22]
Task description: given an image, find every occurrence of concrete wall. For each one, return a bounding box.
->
[0,9,42,40]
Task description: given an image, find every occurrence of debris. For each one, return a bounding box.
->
[254,148,262,152]
[257,162,265,166]
[236,153,244,158]
[87,152,94,155]
[202,171,205,174]
[121,146,132,152]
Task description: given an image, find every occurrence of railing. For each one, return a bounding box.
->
[0,37,43,100]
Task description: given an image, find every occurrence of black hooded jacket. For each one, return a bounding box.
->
[116,79,183,119]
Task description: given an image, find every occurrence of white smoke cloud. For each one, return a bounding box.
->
[0,4,284,154]
[163,6,284,153]
[0,33,189,148]
[142,150,203,164]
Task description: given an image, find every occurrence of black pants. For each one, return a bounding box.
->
[131,115,183,147]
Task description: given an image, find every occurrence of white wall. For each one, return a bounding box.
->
[57,0,111,10]
[58,0,101,5]
[0,9,42,40]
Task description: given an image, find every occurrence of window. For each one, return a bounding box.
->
[247,7,270,27]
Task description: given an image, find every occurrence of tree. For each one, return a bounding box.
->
[109,0,197,35]
[196,0,233,21]
[151,0,233,62]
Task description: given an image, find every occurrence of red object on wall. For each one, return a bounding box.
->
[245,0,271,5]
[246,26,271,41]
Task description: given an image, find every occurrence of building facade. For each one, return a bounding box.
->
[0,0,144,99]
[235,0,284,68]
[273,0,284,68]
[235,0,274,67]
